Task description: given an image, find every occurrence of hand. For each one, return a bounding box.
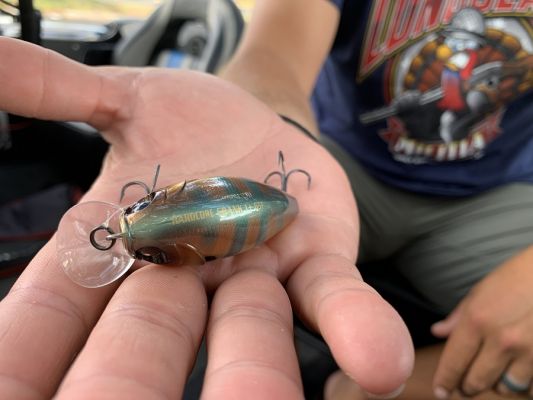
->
[433,246,533,399]
[0,37,413,399]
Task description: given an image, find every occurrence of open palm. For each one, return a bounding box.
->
[0,37,413,399]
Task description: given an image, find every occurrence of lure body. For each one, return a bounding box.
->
[119,177,298,265]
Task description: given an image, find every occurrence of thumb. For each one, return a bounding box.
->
[431,303,463,338]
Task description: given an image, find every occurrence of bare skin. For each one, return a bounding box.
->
[0,37,413,399]
[432,246,533,398]
[326,343,533,399]
[220,1,533,398]
[219,0,340,132]
[325,246,533,399]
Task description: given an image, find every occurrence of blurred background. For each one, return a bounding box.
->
[32,0,254,22]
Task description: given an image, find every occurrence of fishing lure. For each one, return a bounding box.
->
[57,152,311,288]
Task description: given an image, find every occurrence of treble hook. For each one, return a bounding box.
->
[264,151,311,192]
[90,165,161,252]
[119,164,161,203]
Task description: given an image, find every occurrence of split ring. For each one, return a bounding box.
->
[89,225,117,251]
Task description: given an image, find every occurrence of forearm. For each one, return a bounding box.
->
[219,46,319,135]
[217,0,340,136]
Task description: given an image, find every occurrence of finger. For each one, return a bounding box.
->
[432,303,464,338]
[324,370,366,400]
[433,321,482,399]
[286,254,414,396]
[0,238,117,398]
[0,37,132,128]
[497,359,532,396]
[461,338,512,396]
[202,269,302,399]
[56,265,207,399]
[324,370,405,400]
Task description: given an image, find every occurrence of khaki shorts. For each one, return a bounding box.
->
[323,136,533,313]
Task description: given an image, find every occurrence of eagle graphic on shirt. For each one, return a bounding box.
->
[359,3,533,163]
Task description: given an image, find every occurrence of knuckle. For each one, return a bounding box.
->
[465,309,491,332]
[10,286,89,333]
[462,378,488,396]
[212,302,289,330]
[108,302,196,348]
[525,352,533,365]
[497,326,525,352]
[439,364,465,385]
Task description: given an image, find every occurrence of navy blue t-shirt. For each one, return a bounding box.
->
[314,0,533,196]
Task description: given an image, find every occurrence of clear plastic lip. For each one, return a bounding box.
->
[57,201,134,288]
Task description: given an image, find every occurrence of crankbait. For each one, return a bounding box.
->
[57,152,311,288]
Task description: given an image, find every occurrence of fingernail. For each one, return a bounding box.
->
[431,321,443,330]
[323,371,344,400]
[434,386,450,399]
[324,371,364,400]
[367,384,406,399]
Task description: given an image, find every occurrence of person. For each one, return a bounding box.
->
[218,1,533,399]
[0,36,413,399]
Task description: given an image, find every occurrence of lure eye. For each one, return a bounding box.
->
[57,201,134,288]
[130,198,150,213]
[125,193,155,215]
